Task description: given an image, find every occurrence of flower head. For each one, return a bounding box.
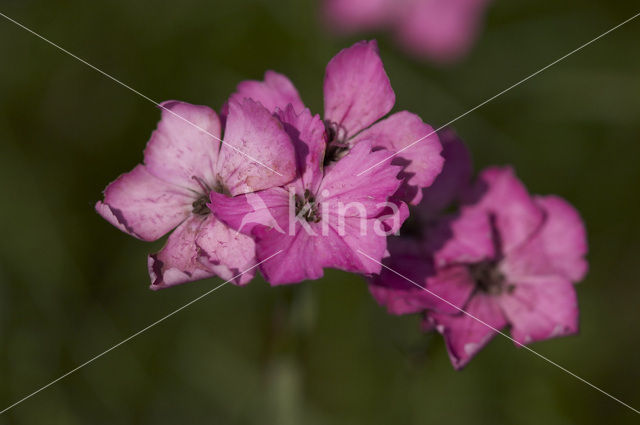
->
[228,40,443,206]
[210,106,408,285]
[96,99,297,289]
[369,155,588,369]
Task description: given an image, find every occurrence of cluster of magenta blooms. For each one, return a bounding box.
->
[97,41,588,369]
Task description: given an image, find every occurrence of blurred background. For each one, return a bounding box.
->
[1,0,639,424]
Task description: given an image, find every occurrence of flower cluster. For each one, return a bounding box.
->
[324,0,493,63]
[97,40,588,369]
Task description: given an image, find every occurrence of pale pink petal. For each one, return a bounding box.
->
[395,0,492,63]
[143,101,221,191]
[419,128,473,217]
[430,294,507,369]
[499,276,579,346]
[96,165,192,241]
[319,141,403,217]
[352,111,444,205]
[148,215,214,290]
[195,215,257,286]
[231,71,306,114]
[218,99,297,195]
[324,0,392,33]
[426,209,495,267]
[465,167,544,255]
[323,40,395,136]
[277,105,326,194]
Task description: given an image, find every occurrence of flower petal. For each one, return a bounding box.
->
[395,0,491,63]
[324,0,392,33]
[465,167,544,255]
[231,71,306,114]
[419,128,473,217]
[499,276,579,346]
[429,294,507,369]
[148,215,215,290]
[426,209,495,267]
[96,164,192,241]
[144,101,221,191]
[319,141,402,217]
[323,40,395,136]
[277,105,326,194]
[218,99,297,195]
[352,111,443,205]
[195,215,257,286]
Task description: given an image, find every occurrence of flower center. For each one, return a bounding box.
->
[323,120,350,166]
[190,175,228,216]
[468,261,512,295]
[295,189,321,223]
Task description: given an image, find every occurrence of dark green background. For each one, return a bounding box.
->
[1,0,639,424]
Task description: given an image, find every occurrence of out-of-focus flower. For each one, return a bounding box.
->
[324,0,493,64]
[96,100,297,289]
[210,105,407,285]
[229,40,443,205]
[369,134,588,369]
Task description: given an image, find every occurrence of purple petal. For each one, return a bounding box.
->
[499,276,579,345]
[419,128,473,216]
[429,293,507,369]
[148,215,215,290]
[195,215,257,286]
[323,40,395,136]
[218,99,297,195]
[96,165,191,241]
[143,101,221,191]
[352,111,444,205]
[231,71,306,114]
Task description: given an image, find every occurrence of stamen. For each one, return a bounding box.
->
[295,190,321,223]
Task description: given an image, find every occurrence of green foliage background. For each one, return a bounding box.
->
[1,0,639,423]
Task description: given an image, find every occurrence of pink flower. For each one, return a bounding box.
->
[370,164,588,369]
[96,99,298,289]
[229,40,443,205]
[209,105,407,285]
[324,0,492,64]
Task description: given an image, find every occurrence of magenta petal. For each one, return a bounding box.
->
[427,209,495,267]
[96,165,191,241]
[143,101,221,191]
[499,276,579,345]
[319,141,403,217]
[231,71,306,114]
[195,215,256,286]
[424,266,476,314]
[466,167,544,255]
[352,111,444,205]
[323,40,395,136]
[218,99,297,195]
[209,189,290,236]
[419,128,473,216]
[277,105,326,194]
[430,294,507,369]
[148,215,214,290]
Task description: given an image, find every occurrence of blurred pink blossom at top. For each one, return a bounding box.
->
[325,0,493,63]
